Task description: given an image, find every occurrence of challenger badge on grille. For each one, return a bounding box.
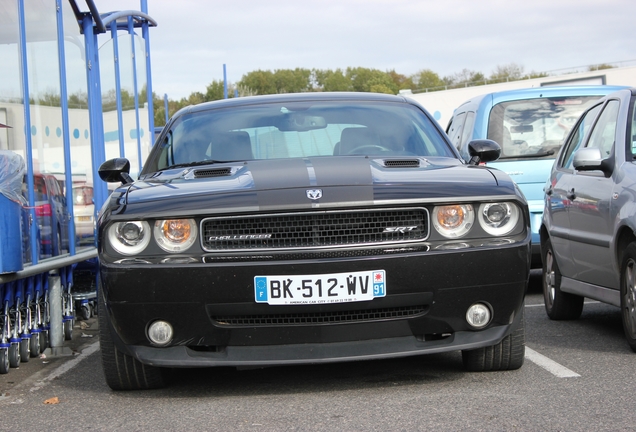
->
[208,234,273,241]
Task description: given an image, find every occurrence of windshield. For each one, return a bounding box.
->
[143,100,454,173]
[487,96,601,160]
[73,185,93,206]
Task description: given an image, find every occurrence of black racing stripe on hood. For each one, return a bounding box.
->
[248,157,375,210]
[309,157,373,187]
[250,159,310,210]
[309,157,374,205]
[250,159,311,190]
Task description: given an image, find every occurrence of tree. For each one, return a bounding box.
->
[387,69,414,91]
[238,70,277,95]
[411,69,445,91]
[35,91,61,107]
[314,69,351,92]
[273,68,312,93]
[588,63,615,71]
[490,63,524,83]
[68,91,88,109]
[205,79,229,101]
[445,69,486,88]
[346,67,397,93]
[182,91,206,106]
[524,70,548,79]
[155,62,565,119]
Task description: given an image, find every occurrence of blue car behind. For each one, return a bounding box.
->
[446,85,627,266]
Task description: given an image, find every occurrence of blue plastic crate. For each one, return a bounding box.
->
[0,195,23,273]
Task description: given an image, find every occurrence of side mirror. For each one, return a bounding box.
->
[467,139,501,165]
[98,158,134,184]
[573,147,612,175]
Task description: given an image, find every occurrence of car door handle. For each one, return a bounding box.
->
[567,188,576,200]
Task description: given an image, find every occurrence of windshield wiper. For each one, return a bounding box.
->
[498,150,555,160]
[164,160,226,170]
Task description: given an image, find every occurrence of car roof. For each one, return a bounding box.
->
[173,92,412,118]
[455,85,630,112]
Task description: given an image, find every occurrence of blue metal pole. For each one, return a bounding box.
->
[141,0,155,143]
[82,16,107,212]
[111,23,125,157]
[223,64,228,99]
[16,0,38,264]
[128,17,143,174]
[55,0,76,256]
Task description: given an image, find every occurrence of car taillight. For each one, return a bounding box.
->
[36,203,52,217]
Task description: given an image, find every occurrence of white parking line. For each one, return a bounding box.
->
[524,300,600,308]
[525,347,580,378]
[40,341,101,384]
[27,341,100,394]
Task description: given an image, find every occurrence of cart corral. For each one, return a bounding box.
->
[0,0,156,375]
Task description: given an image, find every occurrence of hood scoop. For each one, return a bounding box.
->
[193,167,233,178]
[383,159,420,168]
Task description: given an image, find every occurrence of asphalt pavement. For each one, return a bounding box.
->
[0,314,99,399]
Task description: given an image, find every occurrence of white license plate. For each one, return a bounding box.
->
[255,270,386,305]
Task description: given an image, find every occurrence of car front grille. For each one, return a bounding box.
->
[201,207,429,252]
[202,245,430,263]
[211,305,427,326]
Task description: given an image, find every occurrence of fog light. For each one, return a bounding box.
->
[466,303,491,329]
[148,320,173,346]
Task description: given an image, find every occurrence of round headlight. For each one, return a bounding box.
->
[107,221,151,255]
[154,218,198,252]
[478,202,519,236]
[432,204,474,238]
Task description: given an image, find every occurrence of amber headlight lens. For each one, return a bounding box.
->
[432,204,474,238]
[478,202,519,236]
[154,219,198,252]
[108,221,151,255]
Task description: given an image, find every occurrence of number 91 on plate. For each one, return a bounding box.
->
[254,270,386,305]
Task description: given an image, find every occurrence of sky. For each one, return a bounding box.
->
[96,0,636,100]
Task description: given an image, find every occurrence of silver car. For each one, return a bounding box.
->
[541,87,636,351]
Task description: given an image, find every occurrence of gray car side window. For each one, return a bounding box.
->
[586,100,620,158]
[459,111,475,148]
[447,112,466,150]
[561,104,603,169]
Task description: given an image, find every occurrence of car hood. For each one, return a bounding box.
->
[485,159,555,202]
[486,159,555,185]
[104,157,519,219]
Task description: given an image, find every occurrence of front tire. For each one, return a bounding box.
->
[620,242,636,352]
[462,309,525,371]
[98,284,165,390]
[543,238,583,320]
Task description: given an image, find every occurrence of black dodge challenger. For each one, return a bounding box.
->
[97,92,530,390]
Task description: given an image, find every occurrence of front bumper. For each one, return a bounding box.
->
[129,322,519,367]
[100,240,530,367]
